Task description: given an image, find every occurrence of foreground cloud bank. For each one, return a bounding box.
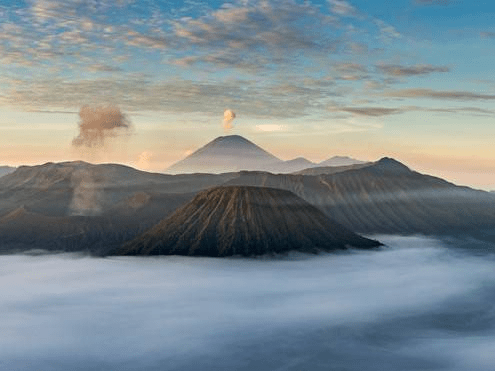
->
[1,236,495,370]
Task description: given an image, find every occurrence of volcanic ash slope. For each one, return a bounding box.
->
[115,186,381,257]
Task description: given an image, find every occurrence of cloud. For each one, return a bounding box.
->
[72,105,132,148]
[4,76,337,119]
[125,31,169,49]
[329,104,495,117]
[171,52,268,73]
[171,0,340,71]
[480,32,495,39]
[383,88,495,101]
[330,106,402,116]
[2,237,495,370]
[377,64,450,77]
[327,0,360,18]
[87,64,123,73]
[373,19,401,41]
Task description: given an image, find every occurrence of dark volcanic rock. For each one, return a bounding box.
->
[115,186,381,257]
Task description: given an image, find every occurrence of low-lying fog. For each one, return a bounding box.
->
[2,236,495,371]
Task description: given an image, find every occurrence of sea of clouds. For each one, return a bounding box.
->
[1,236,495,371]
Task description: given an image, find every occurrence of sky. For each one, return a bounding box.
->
[0,0,494,189]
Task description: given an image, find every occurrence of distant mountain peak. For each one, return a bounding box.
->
[166,135,282,174]
[329,156,354,160]
[318,156,366,167]
[210,135,250,143]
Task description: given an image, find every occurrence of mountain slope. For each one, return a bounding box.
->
[0,166,15,178]
[293,163,370,176]
[318,156,366,167]
[166,135,283,174]
[0,161,236,217]
[274,157,316,173]
[225,158,495,235]
[0,162,234,254]
[115,186,381,257]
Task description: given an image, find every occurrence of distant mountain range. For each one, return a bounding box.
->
[115,186,381,257]
[0,166,16,178]
[0,139,494,255]
[165,135,365,174]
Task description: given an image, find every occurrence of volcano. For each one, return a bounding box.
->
[114,186,381,257]
[166,135,283,174]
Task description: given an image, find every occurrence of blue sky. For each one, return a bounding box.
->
[0,0,494,188]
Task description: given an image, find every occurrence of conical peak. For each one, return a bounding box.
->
[206,135,259,148]
[214,135,249,142]
[166,135,282,174]
[374,157,411,172]
[117,185,381,257]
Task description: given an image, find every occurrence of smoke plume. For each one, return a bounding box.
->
[69,168,103,216]
[223,109,236,131]
[136,151,153,170]
[72,105,131,148]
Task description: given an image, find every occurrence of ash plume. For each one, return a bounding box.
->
[223,109,236,132]
[72,105,131,148]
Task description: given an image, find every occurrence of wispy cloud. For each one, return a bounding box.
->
[373,19,401,42]
[377,64,450,77]
[329,104,495,117]
[384,88,495,101]
[170,0,341,73]
[480,32,495,39]
[327,0,361,18]
[3,76,337,119]
[0,0,483,122]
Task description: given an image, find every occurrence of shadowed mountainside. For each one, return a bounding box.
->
[292,162,371,176]
[114,186,381,257]
[0,162,235,254]
[0,166,16,178]
[226,158,495,234]
[0,161,235,217]
[0,157,494,254]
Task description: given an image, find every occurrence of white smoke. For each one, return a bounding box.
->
[135,151,153,170]
[69,168,103,216]
[223,109,236,132]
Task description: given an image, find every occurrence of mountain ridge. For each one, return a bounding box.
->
[166,135,365,174]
